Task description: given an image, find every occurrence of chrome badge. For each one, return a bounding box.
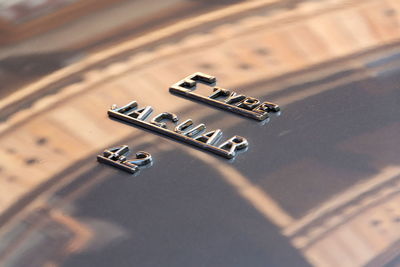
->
[97,145,153,174]
[169,72,280,121]
[108,101,248,159]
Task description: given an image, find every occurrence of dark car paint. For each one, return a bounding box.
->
[1,1,400,267]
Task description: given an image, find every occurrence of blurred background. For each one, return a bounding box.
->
[0,0,400,266]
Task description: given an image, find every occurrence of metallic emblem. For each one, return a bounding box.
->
[108,101,248,159]
[97,145,152,174]
[169,72,280,121]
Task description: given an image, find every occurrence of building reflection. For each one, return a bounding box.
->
[0,207,91,267]
[0,0,400,266]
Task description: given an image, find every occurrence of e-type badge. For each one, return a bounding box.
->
[97,145,152,174]
[169,72,280,121]
[108,101,248,159]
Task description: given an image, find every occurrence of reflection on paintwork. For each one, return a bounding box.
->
[0,0,400,266]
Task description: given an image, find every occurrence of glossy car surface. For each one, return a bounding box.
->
[0,0,400,266]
